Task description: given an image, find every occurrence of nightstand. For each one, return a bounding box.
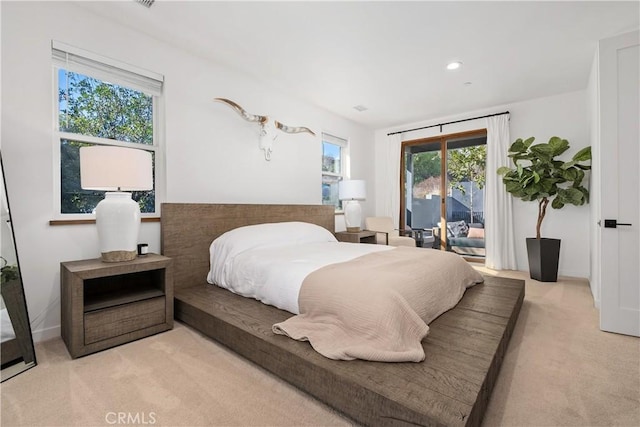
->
[335,230,377,244]
[61,254,173,358]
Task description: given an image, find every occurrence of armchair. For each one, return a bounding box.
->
[364,217,416,247]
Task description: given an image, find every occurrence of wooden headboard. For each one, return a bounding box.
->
[161,203,335,291]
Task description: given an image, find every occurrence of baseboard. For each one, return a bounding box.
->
[32,324,60,343]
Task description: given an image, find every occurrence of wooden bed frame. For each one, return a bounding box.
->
[161,203,524,426]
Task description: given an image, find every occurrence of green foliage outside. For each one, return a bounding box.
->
[447,145,486,223]
[411,146,486,187]
[411,151,441,184]
[448,146,486,193]
[59,71,153,144]
[497,136,591,239]
[59,70,155,213]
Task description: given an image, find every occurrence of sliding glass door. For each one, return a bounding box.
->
[401,130,487,259]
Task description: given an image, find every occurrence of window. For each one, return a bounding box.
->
[321,133,347,211]
[52,42,163,217]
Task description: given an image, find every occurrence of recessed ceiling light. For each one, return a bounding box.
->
[447,61,462,70]
[353,105,368,112]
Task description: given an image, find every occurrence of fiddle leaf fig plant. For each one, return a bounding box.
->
[497,136,591,239]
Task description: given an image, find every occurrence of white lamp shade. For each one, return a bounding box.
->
[80,146,153,191]
[338,180,366,201]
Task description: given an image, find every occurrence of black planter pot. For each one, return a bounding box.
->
[526,238,561,282]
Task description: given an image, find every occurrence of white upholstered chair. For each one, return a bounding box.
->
[364,216,416,247]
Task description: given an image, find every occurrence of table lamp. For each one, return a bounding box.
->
[339,179,366,232]
[80,146,152,262]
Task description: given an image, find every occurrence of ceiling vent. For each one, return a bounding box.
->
[353,105,368,112]
[135,0,155,8]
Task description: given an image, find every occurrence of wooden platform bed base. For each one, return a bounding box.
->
[161,203,525,427]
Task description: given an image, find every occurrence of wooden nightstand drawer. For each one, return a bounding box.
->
[62,254,173,358]
[84,296,166,344]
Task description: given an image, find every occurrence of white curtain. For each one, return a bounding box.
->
[485,115,517,270]
[382,134,402,227]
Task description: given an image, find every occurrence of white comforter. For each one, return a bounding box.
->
[206,221,393,313]
[208,241,392,314]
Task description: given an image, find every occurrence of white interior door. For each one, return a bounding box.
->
[599,31,640,337]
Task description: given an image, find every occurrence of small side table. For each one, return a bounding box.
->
[61,254,173,358]
[335,230,377,244]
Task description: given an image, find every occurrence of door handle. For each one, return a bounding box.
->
[604,219,633,228]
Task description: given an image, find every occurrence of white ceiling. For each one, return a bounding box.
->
[78,1,639,129]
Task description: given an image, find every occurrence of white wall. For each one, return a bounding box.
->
[0,1,374,341]
[587,50,601,306]
[374,90,590,278]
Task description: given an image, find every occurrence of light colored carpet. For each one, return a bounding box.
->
[478,269,640,427]
[1,269,639,426]
[0,323,350,427]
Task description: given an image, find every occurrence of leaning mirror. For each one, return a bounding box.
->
[1,151,36,381]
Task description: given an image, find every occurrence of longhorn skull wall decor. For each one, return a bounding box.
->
[214,98,316,161]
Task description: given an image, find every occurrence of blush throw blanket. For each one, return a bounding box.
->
[272,247,483,362]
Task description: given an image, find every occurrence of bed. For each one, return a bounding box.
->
[161,203,525,426]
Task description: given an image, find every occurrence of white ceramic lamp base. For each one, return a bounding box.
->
[343,200,362,232]
[95,192,141,262]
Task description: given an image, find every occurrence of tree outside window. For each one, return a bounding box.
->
[447,145,486,224]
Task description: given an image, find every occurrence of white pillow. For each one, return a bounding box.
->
[207,222,337,287]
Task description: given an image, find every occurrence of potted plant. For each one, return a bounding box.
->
[497,136,591,282]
